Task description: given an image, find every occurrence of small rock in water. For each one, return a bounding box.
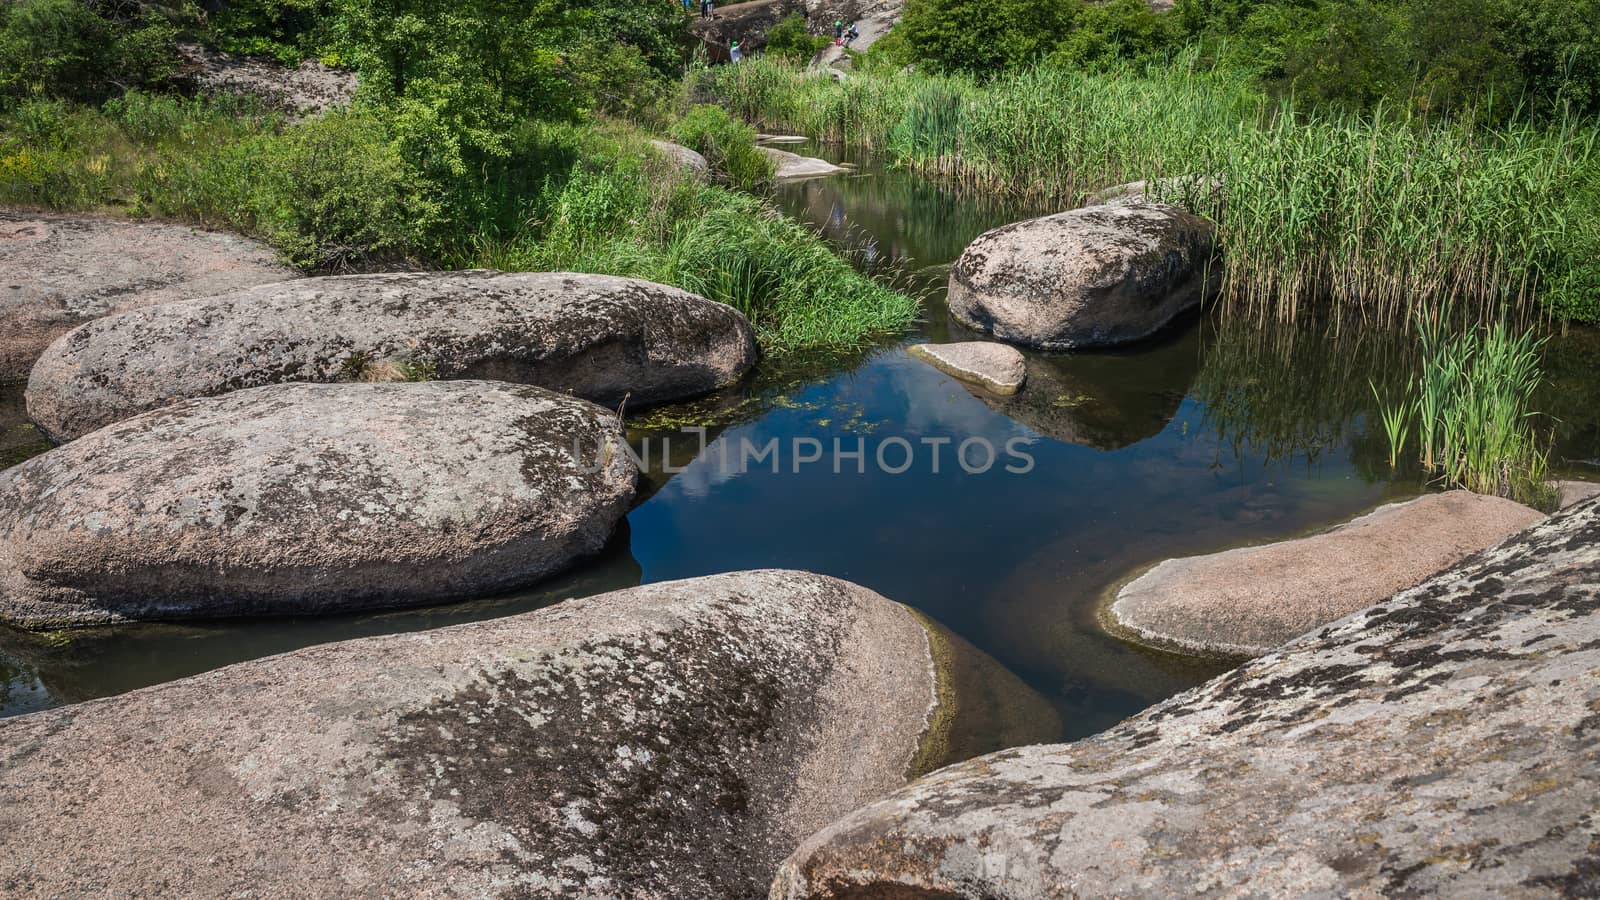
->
[759,146,848,182]
[1109,490,1543,657]
[907,342,1026,395]
[948,203,1217,350]
[27,270,757,441]
[0,380,636,628]
[0,570,940,898]
[773,495,1600,898]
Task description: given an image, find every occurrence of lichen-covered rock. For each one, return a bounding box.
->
[0,570,938,898]
[774,496,1600,899]
[1110,490,1544,656]
[948,203,1217,349]
[650,139,710,179]
[907,342,1026,395]
[27,270,756,441]
[0,211,293,381]
[761,146,849,182]
[0,381,635,628]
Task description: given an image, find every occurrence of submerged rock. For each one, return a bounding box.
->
[760,146,849,182]
[0,211,293,382]
[774,496,1600,899]
[0,570,939,898]
[649,139,710,180]
[907,342,1026,395]
[980,326,1202,450]
[0,381,635,628]
[27,270,756,442]
[1109,490,1544,656]
[948,203,1218,350]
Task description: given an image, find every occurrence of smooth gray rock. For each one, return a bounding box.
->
[948,203,1218,350]
[760,146,849,182]
[0,570,938,898]
[27,270,757,442]
[1110,491,1544,657]
[1558,479,1600,510]
[774,496,1600,899]
[649,139,710,179]
[0,211,294,382]
[0,381,636,628]
[907,342,1026,395]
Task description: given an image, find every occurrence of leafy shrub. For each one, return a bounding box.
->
[764,13,828,65]
[235,111,438,268]
[0,0,180,108]
[672,104,775,191]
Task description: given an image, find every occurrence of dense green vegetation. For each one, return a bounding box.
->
[704,57,1600,325]
[0,0,917,354]
[880,0,1600,122]
[1375,319,1554,506]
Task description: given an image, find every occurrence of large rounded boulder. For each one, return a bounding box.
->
[948,202,1218,350]
[0,570,940,898]
[27,270,758,442]
[0,380,636,628]
[0,211,294,381]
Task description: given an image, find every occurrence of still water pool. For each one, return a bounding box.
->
[4,147,1598,757]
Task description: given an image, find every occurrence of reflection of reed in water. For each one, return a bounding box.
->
[1191,316,1420,475]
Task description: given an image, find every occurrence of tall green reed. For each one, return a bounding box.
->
[1376,318,1554,506]
[702,55,1599,328]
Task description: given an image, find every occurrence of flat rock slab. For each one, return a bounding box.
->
[1109,490,1543,657]
[0,570,937,899]
[649,139,710,179]
[0,381,636,628]
[1558,479,1600,510]
[177,41,357,118]
[949,202,1217,350]
[27,270,757,441]
[774,496,1600,899]
[760,146,848,181]
[0,211,293,381]
[907,342,1025,395]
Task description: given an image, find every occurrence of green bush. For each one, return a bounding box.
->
[671,104,775,191]
[764,13,829,65]
[0,0,180,108]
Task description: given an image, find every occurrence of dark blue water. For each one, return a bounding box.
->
[5,149,1598,752]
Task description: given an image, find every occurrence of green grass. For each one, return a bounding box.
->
[1376,317,1554,507]
[0,93,917,354]
[698,54,1600,327]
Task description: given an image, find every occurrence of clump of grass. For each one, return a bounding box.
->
[1376,317,1555,507]
[701,55,1600,326]
[670,104,775,192]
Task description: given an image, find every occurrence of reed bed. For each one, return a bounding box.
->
[1375,318,1554,506]
[701,57,1600,327]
